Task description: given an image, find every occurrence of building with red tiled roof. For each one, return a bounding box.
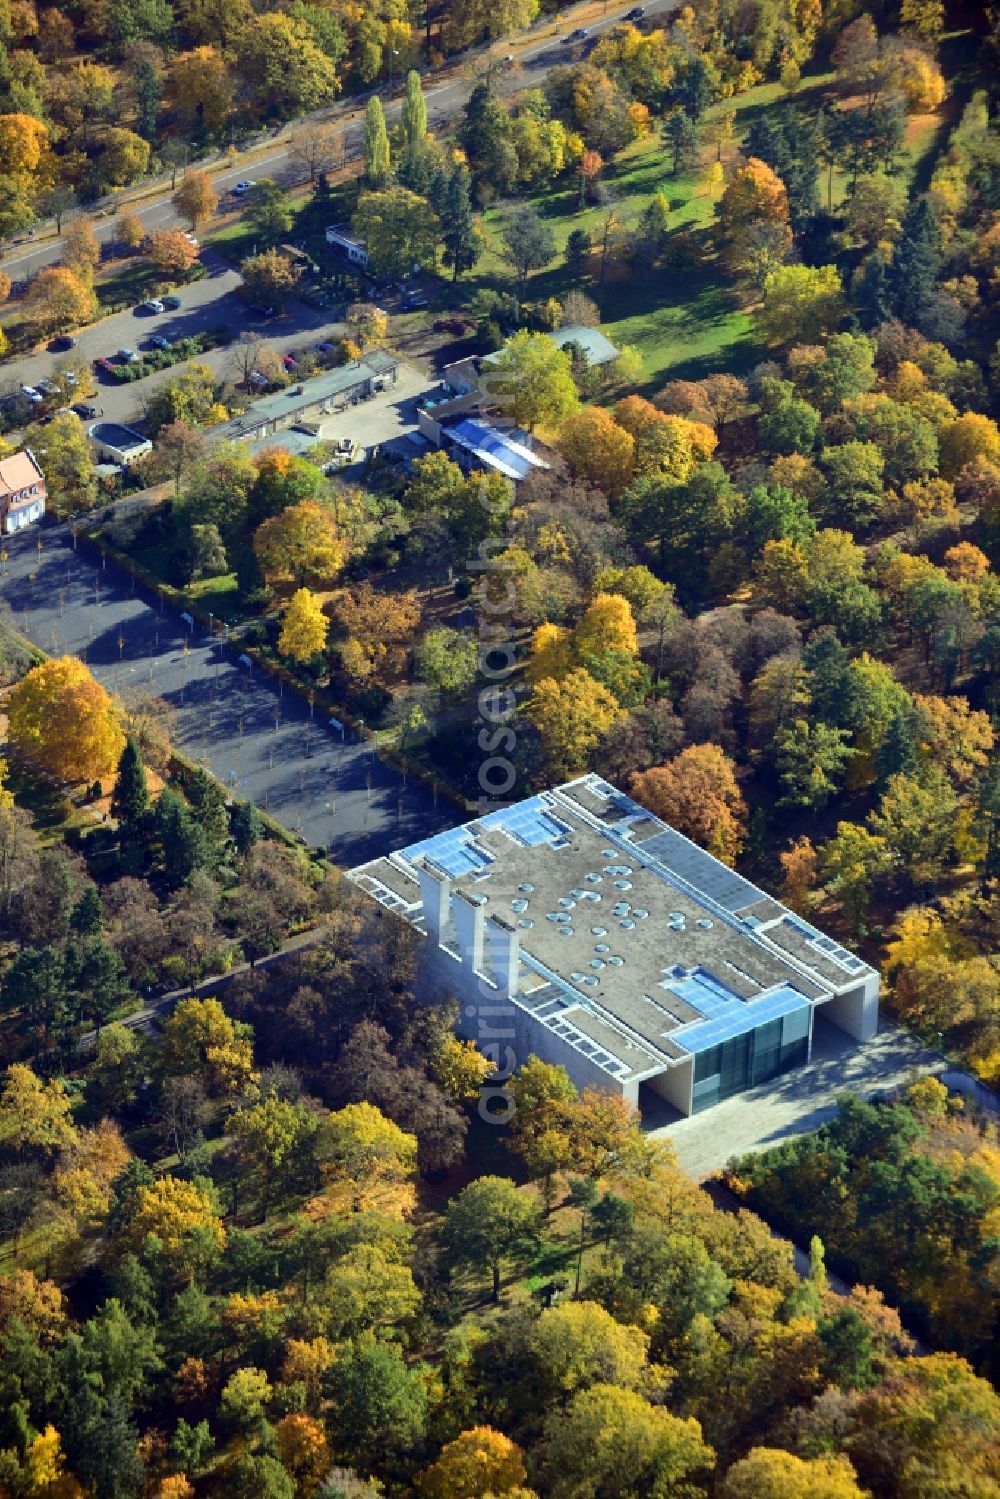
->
[0,449,46,534]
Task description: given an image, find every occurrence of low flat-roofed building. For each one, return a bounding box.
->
[0,448,46,533]
[210,351,401,446]
[324,224,369,267]
[86,422,152,467]
[348,776,879,1118]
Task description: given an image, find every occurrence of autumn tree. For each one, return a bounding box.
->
[278,588,330,664]
[129,1175,225,1265]
[721,1448,867,1499]
[526,668,626,780]
[0,1064,76,1156]
[240,249,297,310]
[25,408,98,514]
[542,1384,713,1499]
[8,657,125,784]
[253,500,345,586]
[160,996,256,1097]
[416,1427,528,1498]
[353,187,439,280]
[115,211,145,249]
[147,228,198,277]
[758,263,845,345]
[27,265,94,332]
[231,1096,317,1219]
[172,169,217,229]
[289,120,341,183]
[558,407,635,498]
[631,745,746,864]
[62,215,101,276]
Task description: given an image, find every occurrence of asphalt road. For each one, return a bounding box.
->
[0,253,356,427]
[1,523,455,864]
[0,0,680,282]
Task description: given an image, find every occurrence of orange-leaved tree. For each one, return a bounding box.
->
[7,657,125,783]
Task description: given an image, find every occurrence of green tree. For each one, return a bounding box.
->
[820,441,885,529]
[416,627,478,700]
[244,178,294,245]
[818,822,893,930]
[231,800,264,856]
[890,195,941,328]
[152,787,208,889]
[231,1096,316,1219]
[328,1340,427,1466]
[868,769,958,888]
[111,736,149,854]
[486,330,579,431]
[440,163,480,280]
[721,1447,868,1499]
[363,95,390,186]
[775,719,853,809]
[401,68,426,158]
[353,187,438,279]
[499,203,556,301]
[24,411,97,516]
[443,1176,542,1302]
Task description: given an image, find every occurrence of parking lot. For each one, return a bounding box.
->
[0,252,355,429]
[1,523,456,864]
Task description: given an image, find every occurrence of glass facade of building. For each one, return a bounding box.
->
[690,1006,811,1113]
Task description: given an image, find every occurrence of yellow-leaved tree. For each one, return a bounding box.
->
[525,668,626,780]
[311,1101,417,1219]
[253,500,347,587]
[129,1175,226,1262]
[7,657,125,784]
[416,1426,530,1498]
[278,587,330,664]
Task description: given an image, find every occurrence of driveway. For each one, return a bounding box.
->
[1,523,456,865]
[0,253,351,428]
[649,1015,942,1180]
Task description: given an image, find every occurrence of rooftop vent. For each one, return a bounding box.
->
[608,956,624,967]
[518,918,534,929]
[518,882,534,893]
[586,873,602,884]
[633,909,649,920]
[620,919,636,930]
[594,942,610,953]
[512,899,528,913]
[592,926,608,937]
[697,918,714,929]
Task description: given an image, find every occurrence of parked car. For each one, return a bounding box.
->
[20,384,43,403]
[282,352,298,370]
[314,340,335,354]
[117,347,139,363]
[233,180,256,196]
[94,357,116,374]
[35,378,58,396]
[161,294,182,310]
[73,402,98,418]
[62,371,78,386]
[626,5,645,18]
[401,291,428,310]
[140,298,164,313]
[48,334,76,351]
[566,26,590,40]
[148,334,171,350]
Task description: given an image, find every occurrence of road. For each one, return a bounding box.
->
[0,0,680,282]
[0,252,358,427]
[1,523,455,864]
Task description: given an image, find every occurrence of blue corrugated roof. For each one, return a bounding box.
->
[445,418,549,481]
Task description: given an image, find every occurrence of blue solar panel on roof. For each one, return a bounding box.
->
[676,984,808,1054]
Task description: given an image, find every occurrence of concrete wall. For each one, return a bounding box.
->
[821,973,879,1042]
[644,1058,694,1116]
[416,938,630,1099]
